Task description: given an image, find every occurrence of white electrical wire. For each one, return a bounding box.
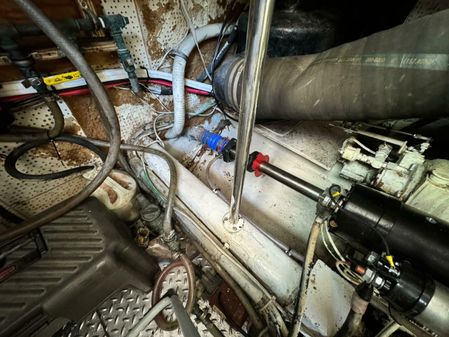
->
[351,138,376,154]
[156,29,189,71]
[323,223,346,261]
[153,113,167,147]
[178,0,211,80]
[321,222,363,285]
[320,224,341,262]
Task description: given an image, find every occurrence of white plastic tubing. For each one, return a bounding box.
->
[143,147,302,305]
[165,23,233,138]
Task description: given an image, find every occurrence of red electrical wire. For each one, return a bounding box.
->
[0,78,210,103]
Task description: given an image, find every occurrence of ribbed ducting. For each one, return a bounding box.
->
[214,9,449,121]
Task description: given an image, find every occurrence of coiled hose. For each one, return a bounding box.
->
[0,0,121,244]
[151,254,196,331]
[165,23,233,139]
[5,135,106,180]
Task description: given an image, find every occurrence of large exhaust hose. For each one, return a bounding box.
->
[213,9,449,121]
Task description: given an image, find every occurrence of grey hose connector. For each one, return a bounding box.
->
[0,0,121,243]
[165,23,233,139]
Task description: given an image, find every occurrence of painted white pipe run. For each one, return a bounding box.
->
[143,147,302,305]
[165,23,233,138]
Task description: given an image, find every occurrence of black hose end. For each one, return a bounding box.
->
[222,138,236,162]
[212,56,243,111]
[356,282,374,302]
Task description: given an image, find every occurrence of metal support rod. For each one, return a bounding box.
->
[259,162,323,202]
[228,0,275,224]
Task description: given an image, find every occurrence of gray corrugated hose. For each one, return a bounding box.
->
[165,23,233,138]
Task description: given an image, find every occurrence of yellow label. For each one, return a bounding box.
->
[43,70,81,86]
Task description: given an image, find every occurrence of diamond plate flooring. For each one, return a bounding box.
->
[61,287,243,337]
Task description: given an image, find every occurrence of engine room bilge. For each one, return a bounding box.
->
[1,0,449,336]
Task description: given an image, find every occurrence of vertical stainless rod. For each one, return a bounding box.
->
[228,0,275,224]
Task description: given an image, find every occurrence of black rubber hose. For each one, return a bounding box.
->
[0,95,65,141]
[334,310,363,337]
[0,0,121,244]
[44,95,65,138]
[0,16,98,37]
[0,36,65,140]
[5,135,106,180]
[214,9,449,121]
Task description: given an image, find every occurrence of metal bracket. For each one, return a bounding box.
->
[222,213,245,233]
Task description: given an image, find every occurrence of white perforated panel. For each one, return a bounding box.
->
[116,103,154,141]
[120,0,227,69]
[0,0,223,218]
[101,0,151,68]
[0,101,99,218]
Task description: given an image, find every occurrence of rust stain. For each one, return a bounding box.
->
[63,94,108,140]
[109,87,142,106]
[135,0,176,60]
[100,182,118,204]
[30,141,96,167]
[63,121,82,135]
[63,87,144,141]
[185,39,217,79]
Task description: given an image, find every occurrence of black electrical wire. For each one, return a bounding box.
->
[197,24,238,82]
[0,94,65,142]
[372,227,391,257]
[0,0,121,244]
[5,135,106,180]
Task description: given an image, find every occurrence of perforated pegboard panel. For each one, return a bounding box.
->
[127,0,227,69]
[0,0,223,218]
[116,103,154,141]
[0,100,99,218]
[101,0,151,68]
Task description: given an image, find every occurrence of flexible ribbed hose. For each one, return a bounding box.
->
[165,23,233,138]
[214,9,449,121]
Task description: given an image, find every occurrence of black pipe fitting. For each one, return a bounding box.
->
[100,15,140,93]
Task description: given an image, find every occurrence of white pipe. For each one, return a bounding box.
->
[142,147,302,305]
[130,156,288,335]
[0,68,212,98]
[165,23,233,138]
